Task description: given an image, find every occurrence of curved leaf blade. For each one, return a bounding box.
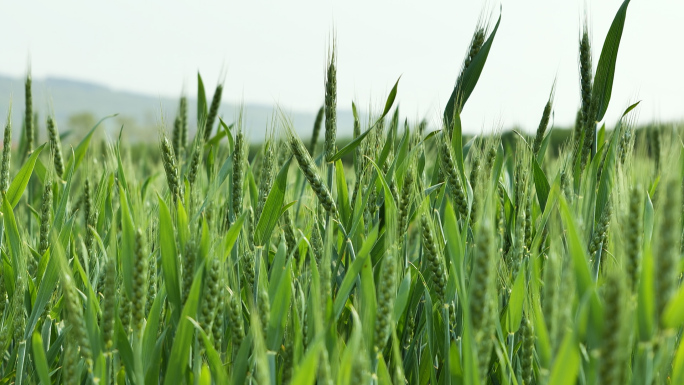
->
[444,12,501,123]
[254,158,290,246]
[188,318,229,385]
[7,143,45,208]
[197,72,208,129]
[119,182,136,300]
[532,158,550,212]
[328,76,400,163]
[381,76,401,118]
[31,332,51,385]
[593,0,631,122]
[64,114,116,174]
[158,195,181,320]
[549,332,580,385]
[164,264,204,385]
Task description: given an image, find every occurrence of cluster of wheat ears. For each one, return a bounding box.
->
[1,0,683,384]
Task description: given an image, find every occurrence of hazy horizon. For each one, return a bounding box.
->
[1,0,682,134]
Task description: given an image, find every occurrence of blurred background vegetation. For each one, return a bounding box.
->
[0,74,677,165]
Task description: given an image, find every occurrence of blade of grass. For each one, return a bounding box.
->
[593,0,631,122]
[158,194,181,321]
[254,158,291,246]
[164,262,204,385]
[444,12,501,123]
[31,332,51,385]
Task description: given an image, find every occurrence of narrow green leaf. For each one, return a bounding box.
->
[333,225,378,321]
[116,319,135,383]
[188,318,229,385]
[595,111,623,222]
[142,287,166,374]
[444,201,466,297]
[93,354,107,384]
[7,143,45,208]
[377,357,392,385]
[381,76,401,118]
[254,158,290,246]
[673,338,684,385]
[268,242,288,301]
[164,263,204,385]
[424,182,446,197]
[158,195,181,320]
[267,260,292,351]
[3,195,21,292]
[197,72,208,130]
[531,176,560,249]
[366,158,397,241]
[450,111,467,187]
[16,340,27,385]
[532,157,550,212]
[231,332,253,385]
[328,77,399,163]
[25,231,65,341]
[559,196,593,293]
[444,13,501,123]
[32,332,51,385]
[638,245,655,341]
[223,210,247,261]
[119,182,136,300]
[644,192,654,243]
[537,125,553,163]
[205,121,231,148]
[548,332,580,385]
[64,114,116,173]
[290,338,323,385]
[359,249,377,355]
[393,270,411,322]
[145,330,167,385]
[532,293,552,368]
[663,284,684,328]
[192,151,233,222]
[218,118,235,151]
[593,0,631,122]
[34,157,47,184]
[335,159,352,227]
[491,143,505,186]
[394,127,411,179]
[622,100,641,118]
[597,124,606,150]
[176,199,189,251]
[502,265,525,334]
[52,160,74,231]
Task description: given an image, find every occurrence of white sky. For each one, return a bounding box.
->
[1,0,682,133]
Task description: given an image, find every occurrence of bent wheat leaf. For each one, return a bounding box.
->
[444,12,501,123]
[593,0,631,122]
[188,318,229,385]
[254,157,291,246]
[164,263,204,385]
[328,76,400,163]
[31,332,51,385]
[7,143,45,208]
[197,72,208,130]
[533,157,550,212]
[64,114,116,174]
[158,194,182,320]
[549,332,580,385]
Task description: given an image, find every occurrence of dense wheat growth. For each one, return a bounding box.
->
[2,0,684,384]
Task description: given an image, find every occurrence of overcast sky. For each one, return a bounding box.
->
[1,0,682,133]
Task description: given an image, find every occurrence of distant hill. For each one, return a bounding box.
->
[0,75,357,143]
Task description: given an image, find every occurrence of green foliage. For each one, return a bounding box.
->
[3,2,681,384]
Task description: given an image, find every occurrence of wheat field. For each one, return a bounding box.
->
[2,0,683,384]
